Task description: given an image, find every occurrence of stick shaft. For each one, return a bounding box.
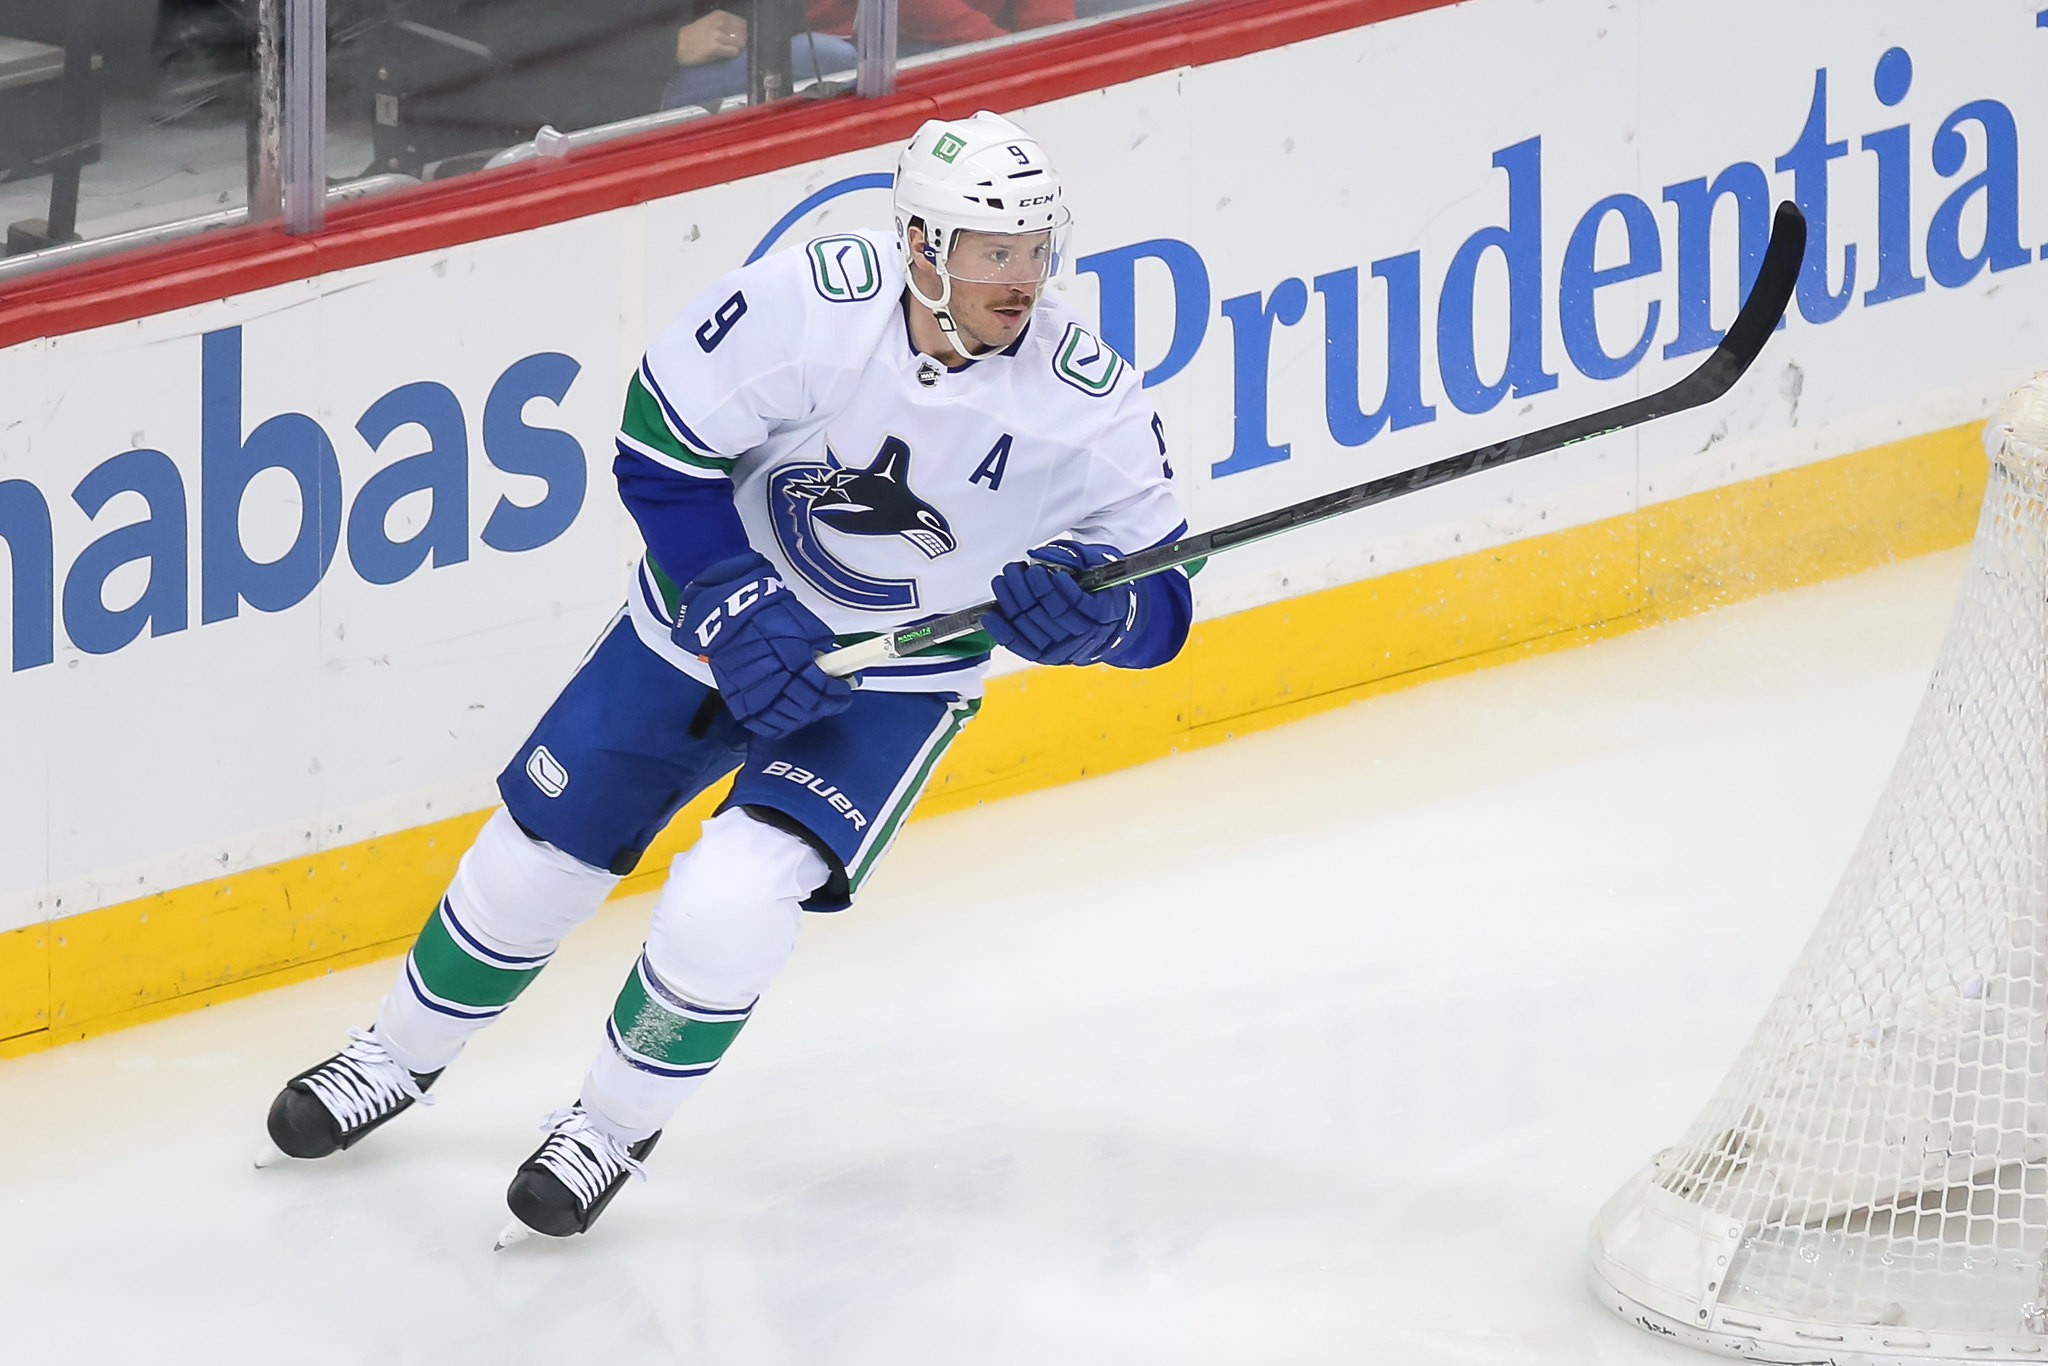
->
[819,201,1807,679]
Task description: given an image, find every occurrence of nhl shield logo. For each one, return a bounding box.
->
[769,437,956,611]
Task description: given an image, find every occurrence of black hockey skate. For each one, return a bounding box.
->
[259,1027,442,1163]
[496,1104,660,1248]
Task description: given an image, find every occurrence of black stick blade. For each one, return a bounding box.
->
[1098,198,1811,576]
[1682,199,1808,408]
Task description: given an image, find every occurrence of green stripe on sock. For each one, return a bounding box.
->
[612,966,749,1068]
[410,906,546,1009]
[622,372,735,473]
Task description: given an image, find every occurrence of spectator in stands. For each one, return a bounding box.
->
[662,2,856,111]
[807,0,1075,54]
[661,0,1077,111]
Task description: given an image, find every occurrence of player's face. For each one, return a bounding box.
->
[946,265,1042,350]
[911,225,1052,352]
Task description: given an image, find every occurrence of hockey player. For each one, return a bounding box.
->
[258,110,1193,1245]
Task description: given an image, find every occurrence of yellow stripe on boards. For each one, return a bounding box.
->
[1,812,490,1058]
[1640,424,1988,612]
[0,923,49,1041]
[0,420,1991,1061]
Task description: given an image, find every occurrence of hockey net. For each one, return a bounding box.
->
[1590,373,2048,1365]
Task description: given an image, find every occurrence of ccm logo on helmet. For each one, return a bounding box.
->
[1016,193,1057,208]
[690,575,786,649]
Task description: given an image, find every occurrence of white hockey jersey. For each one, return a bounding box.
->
[615,230,1187,696]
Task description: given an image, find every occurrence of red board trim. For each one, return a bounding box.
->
[0,0,1458,352]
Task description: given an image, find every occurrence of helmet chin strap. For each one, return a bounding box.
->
[907,232,1005,362]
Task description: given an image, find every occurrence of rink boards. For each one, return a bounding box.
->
[0,0,2041,1053]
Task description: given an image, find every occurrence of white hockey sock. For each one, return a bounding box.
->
[580,809,828,1141]
[376,808,620,1074]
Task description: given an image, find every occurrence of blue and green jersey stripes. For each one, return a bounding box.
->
[641,551,997,659]
[644,552,686,621]
[846,697,980,892]
[619,369,734,478]
[404,898,552,1021]
[607,952,754,1078]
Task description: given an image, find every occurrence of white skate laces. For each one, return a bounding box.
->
[300,1027,435,1132]
[531,1106,650,1209]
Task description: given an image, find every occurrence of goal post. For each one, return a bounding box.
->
[1590,372,2048,1365]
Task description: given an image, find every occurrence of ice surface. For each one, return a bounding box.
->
[0,549,1969,1365]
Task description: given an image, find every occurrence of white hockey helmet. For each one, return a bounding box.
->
[895,111,1072,353]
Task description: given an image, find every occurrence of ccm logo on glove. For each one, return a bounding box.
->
[688,575,786,650]
[675,552,853,739]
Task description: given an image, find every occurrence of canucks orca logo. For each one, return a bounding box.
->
[768,437,956,611]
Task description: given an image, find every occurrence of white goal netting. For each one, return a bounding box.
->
[1591,373,2048,1365]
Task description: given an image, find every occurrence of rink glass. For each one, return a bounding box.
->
[0,0,1202,283]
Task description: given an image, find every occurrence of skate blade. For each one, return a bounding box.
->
[493,1218,538,1251]
[253,1138,293,1169]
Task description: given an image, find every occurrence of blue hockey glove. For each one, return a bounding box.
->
[983,540,1136,667]
[675,552,853,738]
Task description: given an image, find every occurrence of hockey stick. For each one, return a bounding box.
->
[816,200,1808,679]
